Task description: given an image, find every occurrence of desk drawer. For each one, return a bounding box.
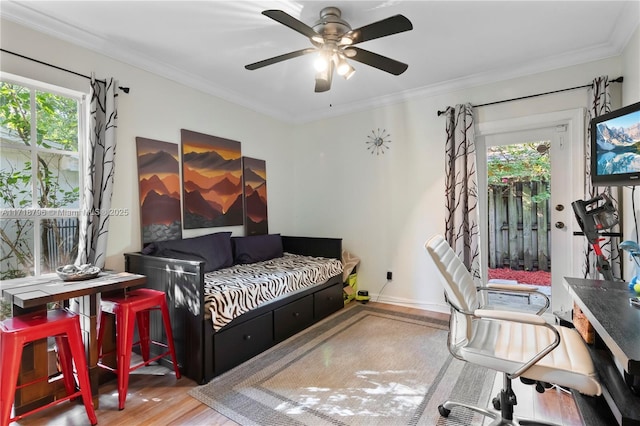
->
[214,312,273,375]
[274,295,313,341]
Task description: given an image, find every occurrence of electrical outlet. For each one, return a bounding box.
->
[387,271,393,280]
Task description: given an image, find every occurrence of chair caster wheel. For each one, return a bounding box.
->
[492,397,501,410]
[438,405,451,417]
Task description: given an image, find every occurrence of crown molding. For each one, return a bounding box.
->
[610,1,640,54]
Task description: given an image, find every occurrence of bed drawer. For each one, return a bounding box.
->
[314,282,343,319]
[274,295,314,341]
[214,311,273,375]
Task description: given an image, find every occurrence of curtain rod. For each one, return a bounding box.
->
[1,48,130,93]
[436,76,624,116]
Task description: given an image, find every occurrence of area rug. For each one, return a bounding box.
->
[188,303,497,425]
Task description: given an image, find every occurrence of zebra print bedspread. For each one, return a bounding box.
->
[203,253,343,331]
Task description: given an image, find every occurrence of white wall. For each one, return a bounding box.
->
[2,18,639,314]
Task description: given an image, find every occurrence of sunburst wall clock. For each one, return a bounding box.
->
[366,128,391,155]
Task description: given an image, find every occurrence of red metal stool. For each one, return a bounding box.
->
[0,309,98,426]
[96,288,180,410]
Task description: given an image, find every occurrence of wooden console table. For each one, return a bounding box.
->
[1,271,146,413]
[564,277,640,425]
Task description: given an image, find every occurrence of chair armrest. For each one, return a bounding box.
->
[474,309,547,325]
[477,285,550,315]
[473,308,561,379]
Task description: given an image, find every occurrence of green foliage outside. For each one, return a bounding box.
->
[0,299,10,321]
[0,82,80,280]
[487,142,551,203]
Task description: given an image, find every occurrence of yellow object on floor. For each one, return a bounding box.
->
[342,249,360,304]
[344,273,357,304]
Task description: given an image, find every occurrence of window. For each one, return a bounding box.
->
[0,75,86,279]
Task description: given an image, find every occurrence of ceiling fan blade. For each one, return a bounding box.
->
[314,78,331,93]
[245,48,315,70]
[346,15,413,45]
[315,62,334,92]
[346,47,408,75]
[262,10,320,40]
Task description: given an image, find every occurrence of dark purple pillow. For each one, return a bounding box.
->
[233,234,283,264]
[152,232,233,272]
[141,243,156,255]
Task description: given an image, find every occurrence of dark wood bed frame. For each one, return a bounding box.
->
[124,236,343,384]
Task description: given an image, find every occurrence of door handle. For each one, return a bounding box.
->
[555,221,565,229]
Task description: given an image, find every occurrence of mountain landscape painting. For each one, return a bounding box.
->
[242,157,268,235]
[595,110,640,175]
[181,129,243,228]
[135,137,182,244]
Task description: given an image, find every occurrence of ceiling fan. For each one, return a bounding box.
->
[245,7,413,92]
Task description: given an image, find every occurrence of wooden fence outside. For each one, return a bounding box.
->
[42,218,79,270]
[488,181,550,272]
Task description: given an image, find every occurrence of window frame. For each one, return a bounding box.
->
[0,72,87,277]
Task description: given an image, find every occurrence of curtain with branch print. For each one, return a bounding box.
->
[445,103,481,283]
[76,74,118,268]
[582,75,622,279]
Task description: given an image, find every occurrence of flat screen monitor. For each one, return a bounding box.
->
[591,101,640,186]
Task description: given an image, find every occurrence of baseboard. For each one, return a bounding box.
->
[369,294,449,314]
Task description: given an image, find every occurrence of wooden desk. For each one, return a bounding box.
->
[564,277,640,425]
[1,271,146,412]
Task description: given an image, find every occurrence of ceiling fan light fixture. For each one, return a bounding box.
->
[315,61,334,92]
[314,51,330,72]
[335,54,350,75]
[343,48,357,58]
[335,55,355,79]
[342,64,356,80]
[340,36,353,45]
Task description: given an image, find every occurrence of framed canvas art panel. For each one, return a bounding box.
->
[181,129,243,228]
[242,157,268,235]
[135,137,182,244]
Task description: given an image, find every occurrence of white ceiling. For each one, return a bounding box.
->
[1,1,639,123]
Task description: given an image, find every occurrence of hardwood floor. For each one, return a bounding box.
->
[484,373,582,426]
[11,368,232,426]
[12,302,583,425]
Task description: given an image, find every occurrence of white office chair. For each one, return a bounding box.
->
[425,234,601,426]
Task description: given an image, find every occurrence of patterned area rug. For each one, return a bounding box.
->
[188,304,497,425]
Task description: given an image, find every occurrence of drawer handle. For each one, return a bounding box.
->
[293,312,300,317]
[244,334,251,341]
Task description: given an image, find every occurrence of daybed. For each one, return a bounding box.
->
[124,233,344,384]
